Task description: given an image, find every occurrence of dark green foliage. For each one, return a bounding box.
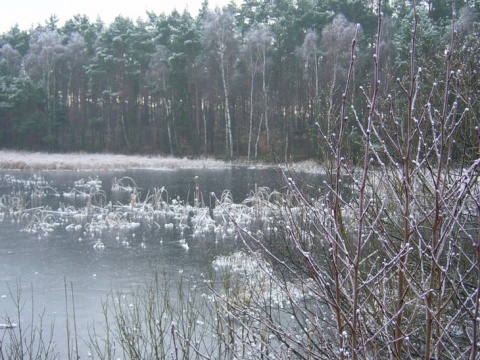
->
[0,76,48,149]
[0,0,477,161]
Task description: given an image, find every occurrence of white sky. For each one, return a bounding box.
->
[1,0,234,33]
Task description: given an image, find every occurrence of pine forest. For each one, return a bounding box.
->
[0,0,478,162]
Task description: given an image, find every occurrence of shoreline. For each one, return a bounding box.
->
[0,150,324,173]
[0,150,227,171]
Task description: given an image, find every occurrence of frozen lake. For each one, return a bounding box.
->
[0,167,320,357]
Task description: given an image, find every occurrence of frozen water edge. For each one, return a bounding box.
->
[0,150,229,171]
[0,150,326,173]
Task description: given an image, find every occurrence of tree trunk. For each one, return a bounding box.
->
[220,52,233,159]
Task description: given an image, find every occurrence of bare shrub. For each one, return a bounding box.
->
[208,1,480,359]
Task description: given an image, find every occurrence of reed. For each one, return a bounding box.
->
[0,282,58,359]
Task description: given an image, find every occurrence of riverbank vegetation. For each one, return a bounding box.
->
[1,0,479,358]
[0,149,324,172]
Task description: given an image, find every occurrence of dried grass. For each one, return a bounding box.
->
[0,150,328,173]
[0,151,228,171]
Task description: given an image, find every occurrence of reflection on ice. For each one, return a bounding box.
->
[212,251,310,313]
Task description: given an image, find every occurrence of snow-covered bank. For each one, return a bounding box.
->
[0,150,228,170]
[0,150,325,173]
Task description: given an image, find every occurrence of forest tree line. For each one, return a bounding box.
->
[0,0,478,162]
